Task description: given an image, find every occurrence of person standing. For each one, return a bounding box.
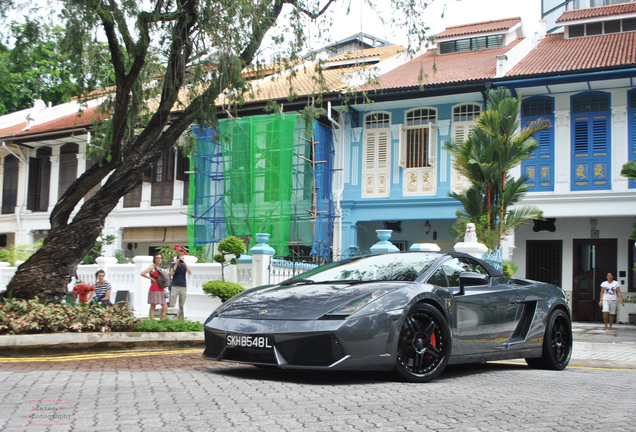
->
[169,253,191,320]
[141,253,167,319]
[599,272,624,330]
[89,270,112,306]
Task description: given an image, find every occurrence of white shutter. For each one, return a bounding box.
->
[451,122,475,193]
[399,126,406,168]
[362,130,391,197]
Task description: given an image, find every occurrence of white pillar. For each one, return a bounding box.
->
[250,233,275,287]
[133,255,153,316]
[48,154,60,211]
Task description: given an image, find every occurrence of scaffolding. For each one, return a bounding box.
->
[189,115,335,258]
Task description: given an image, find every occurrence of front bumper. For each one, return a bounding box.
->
[202,312,402,371]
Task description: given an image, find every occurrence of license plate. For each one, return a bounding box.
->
[226,334,273,349]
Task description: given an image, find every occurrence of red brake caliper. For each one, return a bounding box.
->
[426,332,437,361]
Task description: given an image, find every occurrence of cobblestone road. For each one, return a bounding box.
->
[1,349,635,432]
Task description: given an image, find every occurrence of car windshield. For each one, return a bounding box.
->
[283,253,440,283]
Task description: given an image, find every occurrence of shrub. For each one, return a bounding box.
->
[132,319,203,332]
[0,298,139,335]
[202,280,245,302]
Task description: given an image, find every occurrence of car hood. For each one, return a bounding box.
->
[215,281,409,320]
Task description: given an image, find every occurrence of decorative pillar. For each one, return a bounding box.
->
[250,233,275,287]
[48,154,60,211]
[453,223,488,258]
[370,229,399,253]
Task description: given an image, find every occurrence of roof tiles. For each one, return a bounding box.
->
[506,32,636,76]
[372,39,523,91]
[435,17,521,39]
[556,2,636,23]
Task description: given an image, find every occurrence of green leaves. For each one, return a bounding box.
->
[0,298,139,335]
[202,280,245,302]
[444,88,548,248]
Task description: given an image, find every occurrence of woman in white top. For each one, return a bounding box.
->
[599,272,624,330]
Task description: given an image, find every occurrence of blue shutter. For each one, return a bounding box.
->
[522,117,554,191]
[630,110,636,189]
[571,113,610,191]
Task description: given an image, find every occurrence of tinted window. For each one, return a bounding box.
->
[441,257,490,287]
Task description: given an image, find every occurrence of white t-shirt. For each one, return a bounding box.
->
[601,280,620,301]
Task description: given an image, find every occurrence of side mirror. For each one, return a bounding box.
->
[457,272,490,296]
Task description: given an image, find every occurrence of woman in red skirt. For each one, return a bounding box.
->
[141,253,167,319]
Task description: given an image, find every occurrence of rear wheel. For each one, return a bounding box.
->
[526,308,572,370]
[394,303,450,383]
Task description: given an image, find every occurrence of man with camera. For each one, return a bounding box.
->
[169,253,191,320]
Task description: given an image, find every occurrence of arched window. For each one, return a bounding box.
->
[450,103,481,193]
[27,147,52,212]
[363,112,391,197]
[571,92,611,191]
[2,155,19,214]
[522,97,555,191]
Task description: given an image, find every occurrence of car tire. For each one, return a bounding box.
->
[525,308,572,370]
[394,303,450,383]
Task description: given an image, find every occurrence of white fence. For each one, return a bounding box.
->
[0,253,315,323]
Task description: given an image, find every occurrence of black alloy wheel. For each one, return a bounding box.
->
[394,303,450,383]
[526,308,572,370]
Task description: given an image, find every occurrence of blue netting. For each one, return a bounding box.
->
[311,122,335,260]
[190,125,226,245]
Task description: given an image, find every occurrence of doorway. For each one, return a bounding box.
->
[572,239,617,322]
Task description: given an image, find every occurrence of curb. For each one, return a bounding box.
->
[0,332,204,353]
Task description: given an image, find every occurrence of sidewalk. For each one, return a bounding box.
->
[0,323,634,368]
[570,321,636,368]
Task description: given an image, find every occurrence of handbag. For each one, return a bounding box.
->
[154,266,171,289]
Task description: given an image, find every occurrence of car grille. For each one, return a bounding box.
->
[277,334,345,366]
[204,330,346,366]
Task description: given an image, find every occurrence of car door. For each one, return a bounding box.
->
[436,257,521,356]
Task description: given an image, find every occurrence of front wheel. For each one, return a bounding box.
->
[394,303,450,383]
[526,308,572,370]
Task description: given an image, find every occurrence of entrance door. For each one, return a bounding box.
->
[572,239,616,322]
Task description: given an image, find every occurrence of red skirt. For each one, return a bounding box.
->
[148,290,167,305]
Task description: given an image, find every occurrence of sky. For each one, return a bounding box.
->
[304,0,543,50]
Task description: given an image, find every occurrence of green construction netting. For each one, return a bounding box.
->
[190,114,323,257]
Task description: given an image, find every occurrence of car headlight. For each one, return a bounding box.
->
[326,290,392,317]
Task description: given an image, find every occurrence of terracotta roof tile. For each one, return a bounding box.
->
[326,45,403,62]
[242,45,403,102]
[556,3,636,23]
[0,123,27,137]
[372,39,523,90]
[435,17,521,39]
[14,107,106,136]
[506,32,636,76]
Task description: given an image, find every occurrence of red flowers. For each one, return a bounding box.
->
[72,282,95,303]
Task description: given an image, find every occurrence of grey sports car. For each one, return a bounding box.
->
[202,251,572,382]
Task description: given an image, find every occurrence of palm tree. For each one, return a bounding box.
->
[443,88,550,248]
[620,161,636,241]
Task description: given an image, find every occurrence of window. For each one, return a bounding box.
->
[27,147,52,212]
[58,143,78,199]
[571,92,611,191]
[2,155,18,214]
[438,35,503,54]
[363,112,391,198]
[522,97,555,192]
[401,108,437,195]
[151,148,175,206]
[451,104,481,193]
[567,15,636,38]
[441,257,489,287]
[629,90,636,189]
[405,109,435,168]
